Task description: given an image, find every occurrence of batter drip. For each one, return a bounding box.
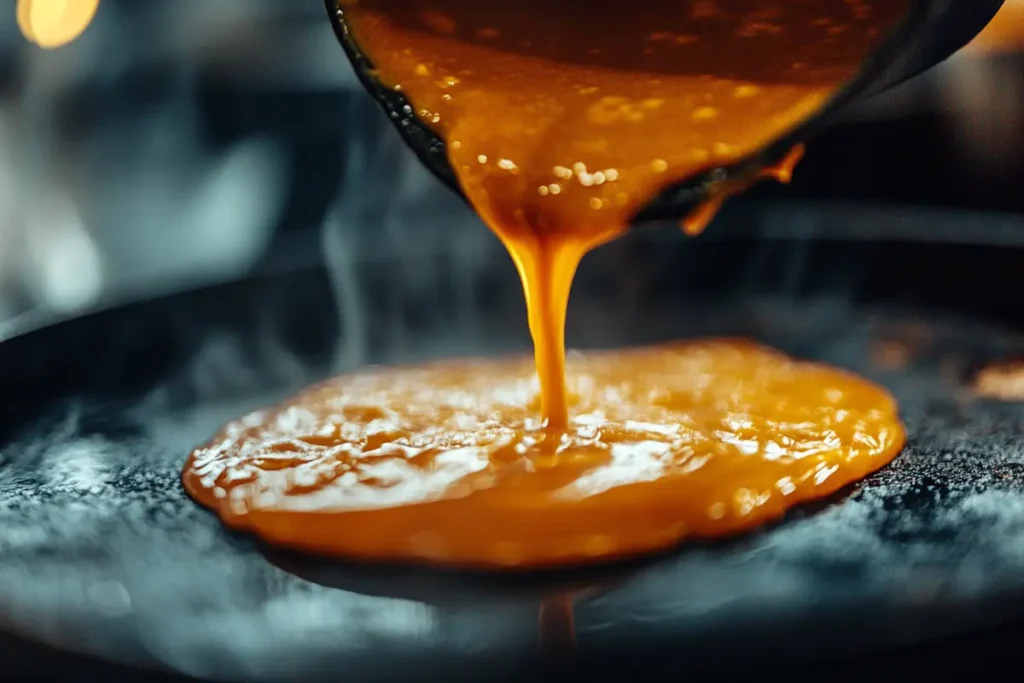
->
[184,340,905,568]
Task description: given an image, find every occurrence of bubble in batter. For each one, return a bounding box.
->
[183,339,905,569]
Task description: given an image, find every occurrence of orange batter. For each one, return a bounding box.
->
[184,341,905,568]
[184,1,909,568]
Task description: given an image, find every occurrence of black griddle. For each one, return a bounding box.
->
[4,216,1024,682]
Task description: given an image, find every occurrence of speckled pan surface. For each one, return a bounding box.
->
[3,236,1024,682]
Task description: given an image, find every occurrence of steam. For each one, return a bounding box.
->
[321,95,503,371]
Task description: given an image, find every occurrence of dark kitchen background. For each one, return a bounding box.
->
[1,0,1023,337]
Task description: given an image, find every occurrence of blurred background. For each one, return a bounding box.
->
[0,0,1023,338]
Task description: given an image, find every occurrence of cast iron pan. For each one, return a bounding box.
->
[4,217,1024,682]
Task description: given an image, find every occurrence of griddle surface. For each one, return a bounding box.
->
[3,238,1024,681]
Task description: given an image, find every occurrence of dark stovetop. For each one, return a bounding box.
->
[5,233,1024,682]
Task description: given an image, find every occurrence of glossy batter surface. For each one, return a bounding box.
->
[184,340,905,569]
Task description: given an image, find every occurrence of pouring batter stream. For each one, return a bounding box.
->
[183,0,908,569]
